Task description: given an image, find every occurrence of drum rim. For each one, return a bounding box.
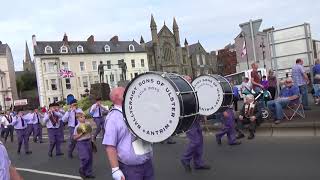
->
[122,71,183,142]
[192,74,233,115]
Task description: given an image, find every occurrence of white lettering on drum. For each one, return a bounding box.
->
[125,75,179,142]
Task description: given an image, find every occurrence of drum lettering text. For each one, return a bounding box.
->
[138,79,154,86]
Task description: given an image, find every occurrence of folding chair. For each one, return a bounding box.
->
[283,101,305,121]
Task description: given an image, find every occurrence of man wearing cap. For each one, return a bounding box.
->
[267,78,300,124]
[103,87,154,180]
[181,75,211,172]
[11,111,32,155]
[43,103,64,157]
[62,99,83,158]
[90,97,108,141]
[0,140,24,180]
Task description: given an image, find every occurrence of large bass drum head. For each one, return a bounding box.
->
[192,75,224,116]
[123,72,181,143]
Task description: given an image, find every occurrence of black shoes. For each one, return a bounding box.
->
[248,133,255,140]
[56,153,64,156]
[216,136,222,145]
[25,151,32,155]
[230,141,242,146]
[181,160,192,172]
[236,133,245,139]
[86,175,96,179]
[195,164,211,170]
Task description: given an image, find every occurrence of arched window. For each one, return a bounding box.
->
[104,45,110,52]
[60,46,68,53]
[77,45,84,53]
[128,44,135,52]
[163,43,173,62]
[44,46,53,54]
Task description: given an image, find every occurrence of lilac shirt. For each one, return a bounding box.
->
[89,104,108,118]
[24,112,43,125]
[11,115,29,129]
[62,108,83,127]
[0,141,10,180]
[102,105,152,165]
[43,111,63,129]
[292,64,306,86]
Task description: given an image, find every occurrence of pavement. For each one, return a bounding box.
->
[4,136,320,180]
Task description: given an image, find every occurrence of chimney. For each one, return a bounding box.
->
[32,35,37,46]
[63,33,68,45]
[110,36,119,44]
[87,35,95,44]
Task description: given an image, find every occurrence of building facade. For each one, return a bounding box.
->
[217,44,237,76]
[143,15,217,78]
[235,28,273,72]
[33,34,148,106]
[0,42,18,110]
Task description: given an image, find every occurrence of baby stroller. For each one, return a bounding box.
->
[243,88,271,120]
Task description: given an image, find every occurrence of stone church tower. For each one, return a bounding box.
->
[23,42,35,72]
[146,15,188,74]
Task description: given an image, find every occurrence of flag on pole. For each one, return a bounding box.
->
[241,41,247,58]
[59,69,74,78]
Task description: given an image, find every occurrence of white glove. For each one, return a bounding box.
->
[112,167,125,180]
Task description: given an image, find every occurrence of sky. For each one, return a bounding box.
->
[0,0,319,71]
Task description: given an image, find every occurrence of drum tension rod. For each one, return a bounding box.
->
[176,91,196,95]
[179,113,199,119]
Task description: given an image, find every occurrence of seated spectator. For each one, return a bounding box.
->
[313,59,320,104]
[237,94,260,140]
[267,78,300,124]
[241,77,252,96]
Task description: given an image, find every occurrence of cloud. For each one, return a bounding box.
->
[0,0,319,71]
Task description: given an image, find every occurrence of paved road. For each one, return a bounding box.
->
[4,136,320,180]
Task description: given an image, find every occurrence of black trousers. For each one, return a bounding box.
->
[268,87,276,100]
[233,97,239,111]
[3,125,14,142]
[237,118,256,134]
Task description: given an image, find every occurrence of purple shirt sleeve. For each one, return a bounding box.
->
[102,111,121,147]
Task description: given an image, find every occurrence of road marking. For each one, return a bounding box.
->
[16,168,82,179]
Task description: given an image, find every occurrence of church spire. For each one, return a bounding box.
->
[173,17,179,30]
[140,36,145,44]
[25,42,32,63]
[150,14,157,28]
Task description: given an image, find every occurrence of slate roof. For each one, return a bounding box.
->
[0,44,8,55]
[34,40,146,55]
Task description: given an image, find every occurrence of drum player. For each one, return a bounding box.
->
[181,75,211,172]
[103,87,154,180]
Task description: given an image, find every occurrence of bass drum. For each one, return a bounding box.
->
[192,74,233,116]
[123,72,199,143]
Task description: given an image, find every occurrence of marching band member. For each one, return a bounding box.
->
[73,112,95,179]
[24,108,44,143]
[90,97,108,141]
[1,111,14,143]
[11,111,32,155]
[103,87,154,180]
[215,108,241,146]
[43,103,64,157]
[181,75,210,172]
[62,99,83,158]
[0,140,24,180]
[25,110,35,142]
[58,106,66,142]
